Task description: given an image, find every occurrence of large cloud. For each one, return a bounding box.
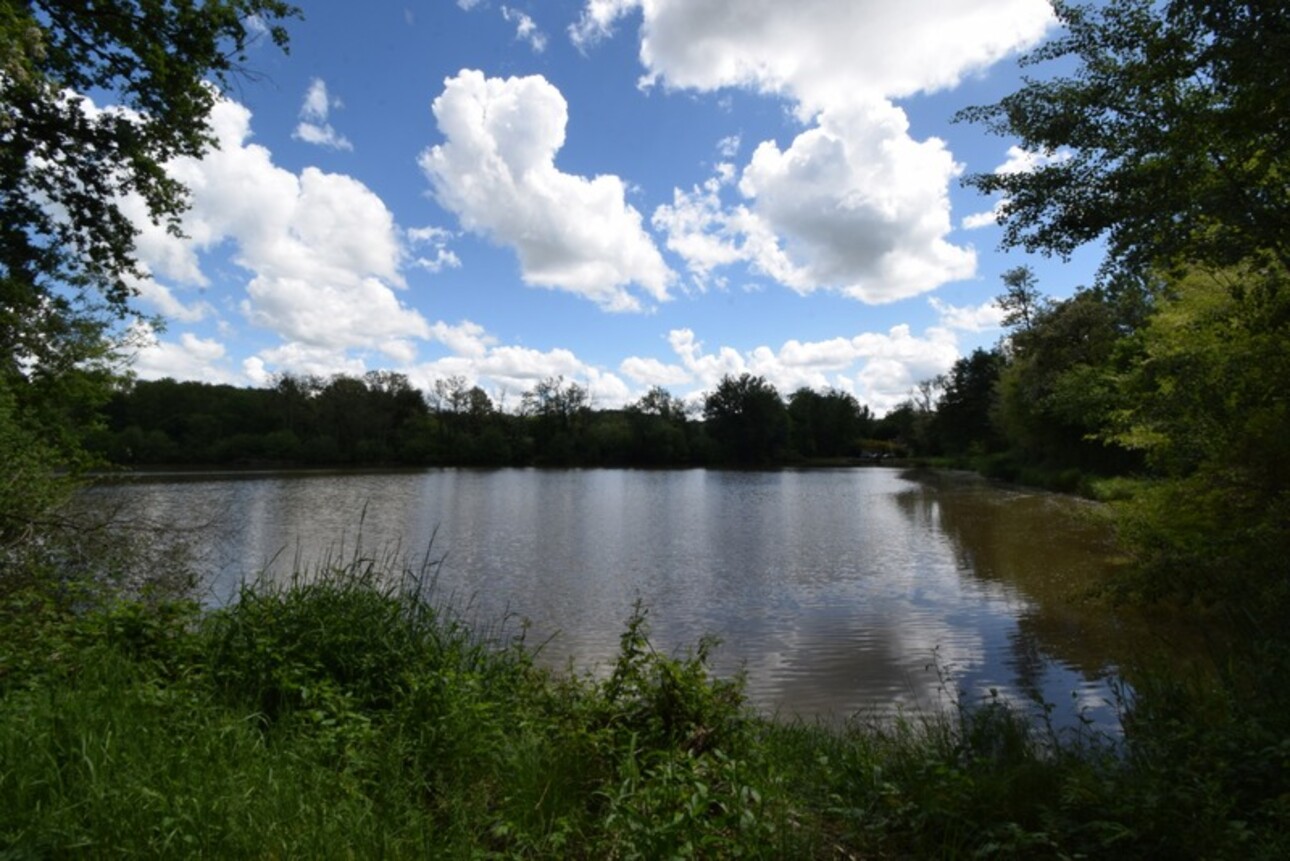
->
[617,291,1003,412]
[573,0,1052,113]
[580,0,1052,302]
[419,70,674,312]
[404,315,970,415]
[131,98,432,372]
[128,323,239,384]
[403,309,996,415]
[409,320,633,407]
[656,100,976,301]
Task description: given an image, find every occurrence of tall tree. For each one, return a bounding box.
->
[961,0,1290,617]
[932,349,1005,457]
[703,374,788,465]
[626,386,691,465]
[1109,266,1290,611]
[958,0,1290,276]
[2,0,298,396]
[2,0,297,541]
[995,287,1133,469]
[787,388,871,459]
[997,266,1046,334]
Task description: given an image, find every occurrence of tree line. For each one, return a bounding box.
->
[89,372,909,469]
[879,265,1153,484]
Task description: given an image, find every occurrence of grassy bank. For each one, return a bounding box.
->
[2,557,1287,859]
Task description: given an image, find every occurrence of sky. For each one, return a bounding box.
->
[118,0,1104,415]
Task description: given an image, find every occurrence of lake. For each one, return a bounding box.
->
[82,466,1161,728]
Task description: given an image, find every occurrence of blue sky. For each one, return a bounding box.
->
[120,0,1103,414]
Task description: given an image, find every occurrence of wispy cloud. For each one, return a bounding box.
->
[502,6,547,52]
[293,78,353,151]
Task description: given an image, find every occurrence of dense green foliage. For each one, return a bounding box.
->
[3,565,1287,859]
[88,372,887,468]
[910,260,1288,626]
[957,0,1290,276]
[701,373,790,465]
[2,0,297,355]
[931,0,1290,629]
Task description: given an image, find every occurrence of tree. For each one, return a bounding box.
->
[1108,265,1290,610]
[702,373,788,465]
[627,386,691,465]
[958,0,1290,276]
[996,285,1141,471]
[522,376,588,423]
[2,0,298,416]
[465,386,494,422]
[1,382,72,546]
[2,0,298,547]
[870,401,917,455]
[997,266,1047,334]
[931,348,1005,456]
[630,385,688,422]
[431,375,470,413]
[522,376,590,465]
[959,0,1290,624]
[786,388,871,459]
[270,373,322,437]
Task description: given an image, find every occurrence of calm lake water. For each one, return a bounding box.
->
[83,467,1165,728]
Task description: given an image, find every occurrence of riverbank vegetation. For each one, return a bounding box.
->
[4,0,1290,855]
[3,554,1287,858]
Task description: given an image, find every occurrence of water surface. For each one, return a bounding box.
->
[84,467,1154,727]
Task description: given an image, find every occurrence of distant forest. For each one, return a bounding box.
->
[84,260,1171,482]
[89,372,906,469]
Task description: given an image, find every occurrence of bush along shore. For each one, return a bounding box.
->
[1,551,1286,860]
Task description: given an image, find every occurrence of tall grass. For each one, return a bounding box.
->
[2,550,1287,858]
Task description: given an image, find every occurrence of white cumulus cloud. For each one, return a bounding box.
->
[620,355,692,387]
[929,297,1006,332]
[575,0,1052,115]
[579,0,1053,303]
[657,100,976,302]
[407,225,462,273]
[127,98,431,377]
[419,69,674,311]
[252,342,370,381]
[569,0,639,50]
[619,323,963,414]
[429,320,496,358]
[128,323,237,384]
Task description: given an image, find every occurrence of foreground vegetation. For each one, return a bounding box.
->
[2,551,1287,859]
